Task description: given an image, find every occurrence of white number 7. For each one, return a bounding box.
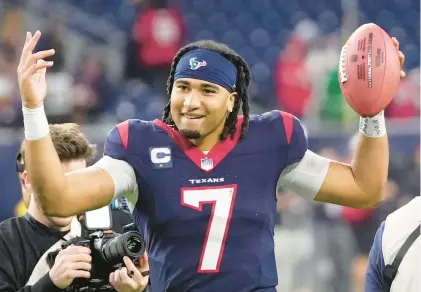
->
[181,185,238,273]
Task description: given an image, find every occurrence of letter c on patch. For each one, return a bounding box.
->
[150,147,171,164]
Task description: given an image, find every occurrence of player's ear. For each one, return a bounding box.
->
[227,92,236,113]
[23,170,31,189]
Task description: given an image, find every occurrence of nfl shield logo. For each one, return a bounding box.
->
[201,157,214,171]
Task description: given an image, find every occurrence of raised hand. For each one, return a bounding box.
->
[17,31,56,108]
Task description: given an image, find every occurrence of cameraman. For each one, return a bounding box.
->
[0,124,149,292]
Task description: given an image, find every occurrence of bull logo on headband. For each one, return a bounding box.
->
[189,57,207,70]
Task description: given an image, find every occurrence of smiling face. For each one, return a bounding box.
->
[170,78,236,144]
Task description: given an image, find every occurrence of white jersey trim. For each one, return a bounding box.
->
[94,156,138,213]
[277,150,330,200]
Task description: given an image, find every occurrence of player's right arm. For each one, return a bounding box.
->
[18,31,137,217]
[26,135,136,216]
[25,143,122,217]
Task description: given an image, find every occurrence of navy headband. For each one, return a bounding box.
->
[174,49,237,93]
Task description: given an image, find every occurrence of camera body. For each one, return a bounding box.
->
[48,202,145,291]
[63,225,144,291]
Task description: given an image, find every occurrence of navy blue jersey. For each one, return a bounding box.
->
[365,222,386,291]
[104,110,307,292]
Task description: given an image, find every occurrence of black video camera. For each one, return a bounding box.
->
[47,205,145,291]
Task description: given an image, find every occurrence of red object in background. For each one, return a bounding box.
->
[133,7,184,67]
[341,207,373,223]
[275,37,312,118]
[385,78,420,119]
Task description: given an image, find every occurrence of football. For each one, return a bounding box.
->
[338,23,401,117]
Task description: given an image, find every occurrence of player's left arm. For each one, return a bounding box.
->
[316,38,406,208]
[315,128,389,208]
[280,39,405,209]
[279,126,388,209]
[278,111,390,209]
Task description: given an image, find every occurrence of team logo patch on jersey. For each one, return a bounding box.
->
[189,57,207,70]
[150,147,172,169]
[200,157,214,171]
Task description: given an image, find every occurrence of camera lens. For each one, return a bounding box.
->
[101,231,145,266]
[126,236,143,254]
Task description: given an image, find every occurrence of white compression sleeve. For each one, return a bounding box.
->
[94,156,139,212]
[277,150,330,200]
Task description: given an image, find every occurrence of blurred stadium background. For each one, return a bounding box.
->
[0,0,419,291]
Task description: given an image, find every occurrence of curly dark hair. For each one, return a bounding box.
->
[162,40,251,141]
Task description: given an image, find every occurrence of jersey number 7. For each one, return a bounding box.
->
[181,185,238,273]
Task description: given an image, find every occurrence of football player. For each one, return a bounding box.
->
[17,31,405,291]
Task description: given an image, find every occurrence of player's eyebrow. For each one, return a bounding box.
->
[175,80,220,92]
[201,83,219,91]
[175,80,191,86]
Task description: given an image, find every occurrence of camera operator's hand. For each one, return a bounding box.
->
[49,245,92,289]
[110,254,149,292]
